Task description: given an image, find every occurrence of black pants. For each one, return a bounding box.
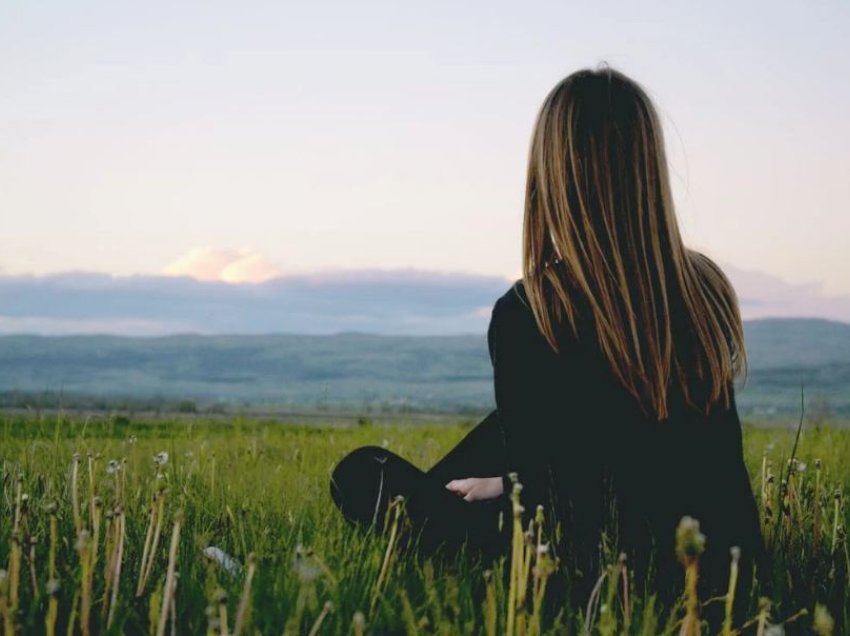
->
[330,411,760,628]
[329,410,510,558]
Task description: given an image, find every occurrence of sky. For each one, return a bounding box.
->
[1,0,849,296]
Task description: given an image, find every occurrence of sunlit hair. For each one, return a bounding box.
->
[522,65,747,420]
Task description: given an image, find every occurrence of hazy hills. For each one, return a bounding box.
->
[1,317,848,418]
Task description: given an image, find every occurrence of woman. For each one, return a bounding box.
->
[330,66,765,611]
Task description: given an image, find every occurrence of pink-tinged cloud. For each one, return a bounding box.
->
[162,248,283,284]
[720,262,850,324]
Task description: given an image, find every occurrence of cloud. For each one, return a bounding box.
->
[721,262,850,323]
[0,315,190,336]
[0,269,510,335]
[162,248,283,284]
[0,263,848,336]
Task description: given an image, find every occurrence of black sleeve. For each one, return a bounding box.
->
[488,291,563,516]
[724,390,768,579]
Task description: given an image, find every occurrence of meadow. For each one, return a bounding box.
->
[0,413,848,634]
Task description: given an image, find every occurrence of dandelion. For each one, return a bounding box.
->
[136,491,166,597]
[155,513,182,636]
[813,603,835,636]
[675,516,705,636]
[722,546,741,636]
[154,451,169,466]
[755,597,771,636]
[44,580,58,636]
[352,611,366,636]
[76,530,93,636]
[307,600,333,636]
[676,516,706,562]
[232,554,256,636]
[1,568,14,635]
[106,460,121,475]
[8,530,22,618]
[484,570,497,636]
[370,496,406,613]
[105,506,126,629]
[203,546,242,576]
[293,545,321,583]
[211,588,229,636]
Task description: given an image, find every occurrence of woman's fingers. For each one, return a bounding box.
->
[445,478,472,495]
[447,477,504,501]
[466,477,505,502]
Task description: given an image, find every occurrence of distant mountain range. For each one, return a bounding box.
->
[1,318,848,418]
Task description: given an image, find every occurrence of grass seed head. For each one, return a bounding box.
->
[675,516,706,563]
[75,530,91,551]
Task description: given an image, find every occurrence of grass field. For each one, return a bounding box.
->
[0,414,848,634]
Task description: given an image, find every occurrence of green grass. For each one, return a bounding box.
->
[0,414,848,634]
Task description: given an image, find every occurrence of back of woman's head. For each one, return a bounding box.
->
[522,64,747,421]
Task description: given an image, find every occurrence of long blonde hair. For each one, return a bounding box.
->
[522,65,747,420]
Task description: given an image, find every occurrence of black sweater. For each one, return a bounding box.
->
[486,279,765,600]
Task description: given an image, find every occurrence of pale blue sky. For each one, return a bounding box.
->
[1,0,848,292]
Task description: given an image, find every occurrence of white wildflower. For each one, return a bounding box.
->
[154,451,169,466]
[292,544,321,582]
[203,546,242,576]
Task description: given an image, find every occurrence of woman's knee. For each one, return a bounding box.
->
[329,446,423,528]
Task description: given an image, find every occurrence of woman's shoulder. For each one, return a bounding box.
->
[493,279,530,313]
[487,280,537,355]
[490,280,543,336]
[488,279,585,354]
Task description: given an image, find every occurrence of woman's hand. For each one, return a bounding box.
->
[445,477,504,502]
